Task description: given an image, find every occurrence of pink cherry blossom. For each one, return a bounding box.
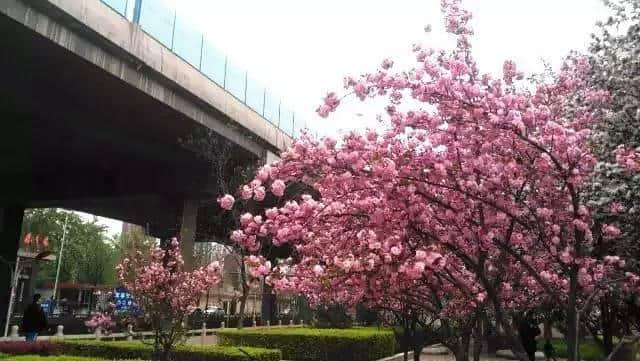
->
[271,180,286,197]
[218,194,235,210]
[240,213,253,226]
[603,224,621,239]
[316,92,340,118]
[240,185,253,200]
[256,165,272,181]
[615,147,640,172]
[219,1,640,359]
[117,240,220,356]
[381,58,394,70]
[313,265,324,276]
[253,186,266,201]
[608,202,625,214]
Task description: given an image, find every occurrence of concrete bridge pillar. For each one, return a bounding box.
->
[0,205,24,333]
[179,200,198,270]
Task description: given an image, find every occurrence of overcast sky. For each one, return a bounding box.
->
[92,0,610,235]
[174,0,608,135]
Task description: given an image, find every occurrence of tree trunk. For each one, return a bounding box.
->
[473,320,482,361]
[454,348,469,361]
[159,345,172,361]
[488,291,529,361]
[261,281,277,324]
[543,319,551,341]
[403,318,410,361]
[237,292,248,329]
[454,334,470,361]
[237,257,249,329]
[152,331,161,361]
[152,332,169,361]
[601,298,614,354]
[413,345,422,361]
[486,315,497,355]
[566,270,580,361]
[411,317,422,361]
[160,349,171,361]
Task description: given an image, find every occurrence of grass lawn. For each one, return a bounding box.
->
[538,339,605,361]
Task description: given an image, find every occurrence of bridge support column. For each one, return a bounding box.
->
[0,205,24,332]
[179,200,198,270]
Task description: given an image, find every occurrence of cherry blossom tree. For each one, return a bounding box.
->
[182,129,301,327]
[221,1,640,361]
[583,0,640,354]
[116,239,220,361]
[85,300,116,336]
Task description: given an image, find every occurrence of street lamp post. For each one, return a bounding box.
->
[52,214,69,307]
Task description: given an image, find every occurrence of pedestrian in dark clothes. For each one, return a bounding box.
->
[22,294,47,341]
[518,313,541,361]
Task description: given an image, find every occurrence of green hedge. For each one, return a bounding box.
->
[217,327,396,361]
[55,340,281,361]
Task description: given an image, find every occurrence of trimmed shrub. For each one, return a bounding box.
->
[0,341,61,355]
[217,327,396,361]
[56,340,281,361]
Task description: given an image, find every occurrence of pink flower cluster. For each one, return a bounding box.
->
[116,238,221,326]
[316,93,341,118]
[85,309,115,334]
[221,0,639,328]
[218,195,235,210]
[615,147,640,172]
[502,60,523,85]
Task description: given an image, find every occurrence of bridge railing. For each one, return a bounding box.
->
[100,0,306,139]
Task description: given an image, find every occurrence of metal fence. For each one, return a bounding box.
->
[100,0,305,138]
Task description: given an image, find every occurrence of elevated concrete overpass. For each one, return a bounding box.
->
[0,0,300,321]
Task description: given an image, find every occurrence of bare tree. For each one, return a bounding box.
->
[181,129,261,329]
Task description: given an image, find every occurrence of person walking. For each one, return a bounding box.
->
[518,312,541,361]
[22,294,48,341]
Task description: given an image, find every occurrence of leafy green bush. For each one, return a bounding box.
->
[217,327,395,361]
[55,340,281,361]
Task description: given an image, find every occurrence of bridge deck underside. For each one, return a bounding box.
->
[0,13,253,238]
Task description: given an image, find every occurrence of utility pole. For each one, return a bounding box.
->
[52,213,69,308]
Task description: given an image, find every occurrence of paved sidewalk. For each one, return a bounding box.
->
[420,355,514,361]
[419,355,563,361]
